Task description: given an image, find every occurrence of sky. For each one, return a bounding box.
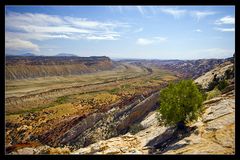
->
[5,6,235,60]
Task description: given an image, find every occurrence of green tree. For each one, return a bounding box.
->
[157,80,204,128]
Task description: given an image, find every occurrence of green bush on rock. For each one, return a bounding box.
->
[157,80,204,128]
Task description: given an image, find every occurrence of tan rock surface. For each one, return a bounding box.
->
[71,133,147,154]
[163,92,235,154]
[194,62,233,89]
[71,89,235,155]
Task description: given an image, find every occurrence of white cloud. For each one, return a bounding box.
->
[86,33,120,40]
[5,12,64,27]
[194,29,202,32]
[5,11,132,52]
[19,25,91,34]
[63,16,128,30]
[109,7,218,22]
[191,11,216,21]
[5,11,129,43]
[137,38,153,45]
[161,8,186,19]
[214,27,235,32]
[109,6,154,16]
[64,17,103,28]
[5,38,40,52]
[136,37,167,45]
[215,16,235,25]
[6,31,73,41]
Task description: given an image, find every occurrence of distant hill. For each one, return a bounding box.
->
[6,53,36,57]
[136,58,232,79]
[6,56,114,80]
[55,53,78,57]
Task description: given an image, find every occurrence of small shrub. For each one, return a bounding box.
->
[207,74,219,91]
[109,88,120,94]
[55,96,69,104]
[129,123,144,134]
[224,69,234,79]
[217,80,229,91]
[207,88,221,100]
[121,84,131,89]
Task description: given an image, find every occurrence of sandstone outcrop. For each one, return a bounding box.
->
[71,134,146,154]
[194,61,234,89]
[70,88,234,155]
[33,91,160,149]
[160,90,235,154]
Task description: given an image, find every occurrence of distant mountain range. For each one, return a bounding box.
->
[136,57,234,79]
[54,53,78,57]
[6,55,113,80]
[6,53,36,56]
[6,53,78,57]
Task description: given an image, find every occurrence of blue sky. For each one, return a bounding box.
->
[5,6,235,59]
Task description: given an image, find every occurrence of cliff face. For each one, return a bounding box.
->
[5,56,114,80]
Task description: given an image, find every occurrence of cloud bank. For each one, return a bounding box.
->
[136,37,167,45]
[5,11,130,52]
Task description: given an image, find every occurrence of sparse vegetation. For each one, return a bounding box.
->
[54,96,69,104]
[208,74,230,92]
[108,88,120,94]
[208,74,219,91]
[207,88,221,100]
[224,68,234,79]
[121,84,131,89]
[5,62,179,153]
[217,79,229,91]
[157,80,204,127]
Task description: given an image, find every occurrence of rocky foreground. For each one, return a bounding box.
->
[70,61,235,155]
[9,87,234,155]
[70,88,234,154]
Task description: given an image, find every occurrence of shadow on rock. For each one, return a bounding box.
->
[146,125,197,154]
